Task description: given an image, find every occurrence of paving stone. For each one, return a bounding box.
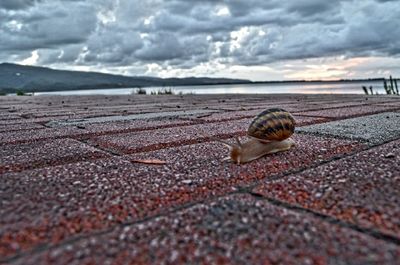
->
[253,139,400,239]
[0,127,88,145]
[10,109,187,125]
[18,109,112,119]
[8,195,399,265]
[81,118,198,136]
[0,119,202,145]
[0,138,110,173]
[0,116,75,126]
[296,105,399,118]
[375,101,400,107]
[0,158,133,258]
[0,134,361,258]
[0,113,21,120]
[208,101,309,111]
[0,118,25,125]
[297,112,400,145]
[0,123,44,133]
[256,101,374,113]
[46,109,219,127]
[306,101,370,108]
[87,119,251,154]
[299,105,396,119]
[18,106,195,119]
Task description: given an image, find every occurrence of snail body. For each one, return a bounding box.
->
[220,108,296,164]
[229,137,295,164]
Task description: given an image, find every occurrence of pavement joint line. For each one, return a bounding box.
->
[293,114,335,122]
[182,114,333,125]
[293,114,336,119]
[78,139,124,157]
[296,130,371,142]
[293,114,355,120]
[74,119,205,139]
[41,121,57,128]
[247,192,400,246]
[19,114,32,120]
[295,107,400,120]
[120,132,248,154]
[292,103,372,114]
[0,127,44,133]
[178,115,253,123]
[159,106,225,112]
[297,126,400,146]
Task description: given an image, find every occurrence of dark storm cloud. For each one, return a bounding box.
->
[285,0,338,16]
[1,0,400,74]
[0,0,41,10]
[0,1,97,52]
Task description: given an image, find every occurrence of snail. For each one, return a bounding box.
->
[218,108,296,164]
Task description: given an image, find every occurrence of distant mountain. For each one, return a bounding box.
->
[0,63,251,93]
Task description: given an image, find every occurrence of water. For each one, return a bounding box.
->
[33,80,385,96]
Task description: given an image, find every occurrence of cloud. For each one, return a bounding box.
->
[1,0,399,80]
[0,1,97,52]
[0,0,41,10]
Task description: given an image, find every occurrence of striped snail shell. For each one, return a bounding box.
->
[217,108,296,164]
[247,108,296,142]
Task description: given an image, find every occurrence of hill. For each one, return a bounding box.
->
[0,63,250,93]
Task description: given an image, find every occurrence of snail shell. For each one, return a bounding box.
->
[219,108,296,164]
[247,108,295,142]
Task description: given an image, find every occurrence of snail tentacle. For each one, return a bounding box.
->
[235,137,242,147]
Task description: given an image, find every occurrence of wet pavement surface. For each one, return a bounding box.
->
[1,94,400,264]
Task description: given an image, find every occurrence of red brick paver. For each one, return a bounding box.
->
[10,195,400,265]
[1,94,400,264]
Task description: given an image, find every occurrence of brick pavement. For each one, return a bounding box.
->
[1,94,400,264]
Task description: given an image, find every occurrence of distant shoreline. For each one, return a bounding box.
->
[27,80,387,96]
[252,78,384,84]
[2,79,386,95]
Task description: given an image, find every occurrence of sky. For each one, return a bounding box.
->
[0,0,399,81]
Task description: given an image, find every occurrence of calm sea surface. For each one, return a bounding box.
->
[34,81,385,96]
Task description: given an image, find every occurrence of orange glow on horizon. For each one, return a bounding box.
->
[284,57,373,80]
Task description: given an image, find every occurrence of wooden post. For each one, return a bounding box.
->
[362,86,368,95]
[390,76,395,94]
[384,80,390,94]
